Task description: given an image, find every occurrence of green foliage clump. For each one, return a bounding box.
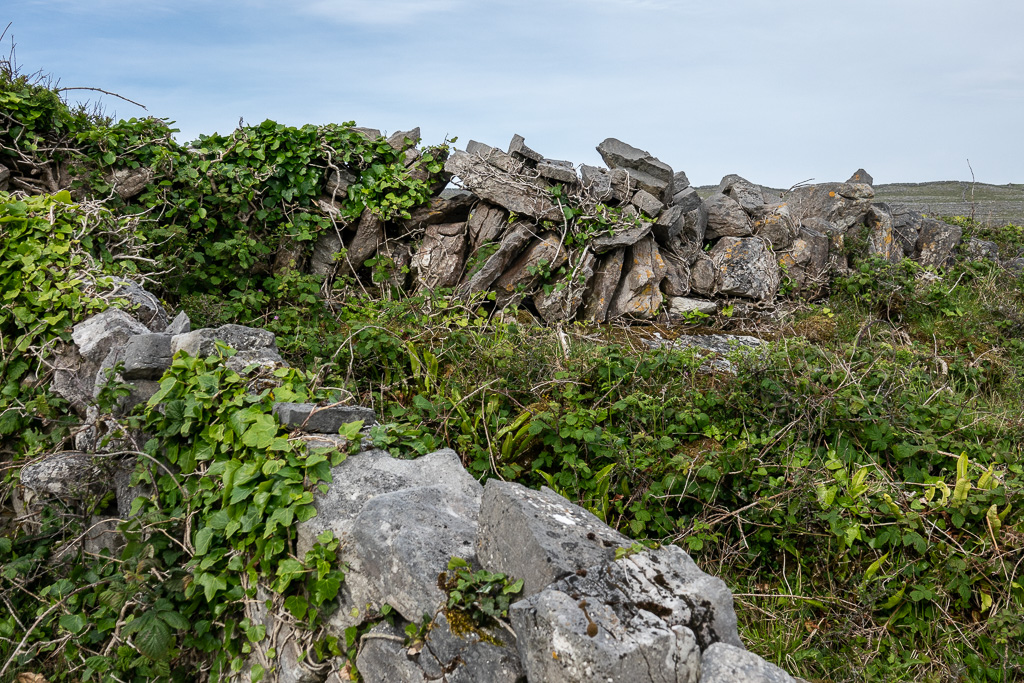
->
[439,556,523,631]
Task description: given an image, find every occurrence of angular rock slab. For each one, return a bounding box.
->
[412,221,468,290]
[608,235,668,319]
[580,248,626,323]
[778,227,830,289]
[354,621,430,683]
[669,297,717,318]
[889,204,923,257]
[864,204,900,263]
[445,150,562,221]
[18,451,113,500]
[597,137,673,198]
[709,237,781,300]
[121,333,173,380]
[347,208,385,270]
[701,642,799,683]
[461,222,536,294]
[296,448,482,558]
[105,278,169,332]
[171,324,279,357]
[466,202,509,252]
[273,402,376,433]
[476,480,633,597]
[510,588,701,683]
[782,182,874,233]
[491,232,568,306]
[915,218,962,268]
[418,613,524,683]
[54,308,150,412]
[334,484,481,627]
[704,193,753,239]
[718,174,768,217]
[533,252,597,323]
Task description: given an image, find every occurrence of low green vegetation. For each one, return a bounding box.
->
[1,62,1022,682]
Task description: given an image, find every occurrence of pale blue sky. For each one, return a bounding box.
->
[5,1,1023,186]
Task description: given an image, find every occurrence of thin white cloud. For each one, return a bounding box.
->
[299,0,464,25]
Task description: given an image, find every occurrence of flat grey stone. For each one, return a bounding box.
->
[592,221,652,253]
[508,133,543,163]
[610,167,670,201]
[121,333,173,380]
[916,218,963,268]
[580,248,626,323]
[709,236,781,300]
[631,189,664,218]
[335,484,480,625]
[166,311,190,336]
[445,151,561,221]
[476,480,632,597]
[511,587,701,683]
[420,612,524,682]
[705,193,754,239]
[669,297,717,317]
[273,402,376,433]
[596,138,674,185]
[170,324,278,357]
[645,333,766,355]
[296,448,482,559]
[537,159,577,184]
[401,192,475,234]
[465,140,518,174]
[701,642,798,682]
[580,164,614,202]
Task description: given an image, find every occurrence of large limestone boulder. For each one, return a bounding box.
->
[709,237,781,300]
[476,480,633,597]
[704,193,754,239]
[915,218,963,268]
[608,235,668,319]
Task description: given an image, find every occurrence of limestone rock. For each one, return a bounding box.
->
[418,613,524,682]
[778,227,830,290]
[445,150,561,221]
[18,451,111,501]
[672,185,703,212]
[53,309,150,412]
[324,168,357,199]
[661,248,691,297]
[466,140,518,174]
[401,192,475,235]
[508,133,543,163]
[296,448,481,559]
[273,402,376,433]
[166,311,190,336]
[965,238,1000,261]
[631,189,664,218]
[105,278,168,332]
[336,484,481,625]
[704,193,753,239]
[753,204,797,250]
[783,182,874,233]
[718,174,767,216]
[537,159,578,185]
[461,222,536,294]
[669,297,717,318]
[310,228,345,278]
[110,167,154,200]
[491,232,568,306]
[596,137,673,199]
[592,221,652,253]
[347,208,385,271]
[533,252,597,323]
[354,621,430,683]
[580,164,614,202]
[689,255,719,296]
[387,127,421,151]
[915,218,962,268]
[412,222,468,290]
[890,204,924,257]
[171,324,278,358]
[510,588,701,683]
[864,204,900,262]
[701,642,799,683]
[580,248,626,323]
[608,235,668,319]
[475,480,632,597]
[846,168,874,185]
[466,202,509,251]
[121,333,173,380]
[709,237,781,300]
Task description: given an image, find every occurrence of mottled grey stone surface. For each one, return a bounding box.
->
[916,218,963,268]
[121,333,173,380]
[296,448,481,559]
[701,642,798,683]
[580,247,626,323]
[476,480,632,597]
[170,324,278,357]
[166,310,190,336]
[704,193,754,239]
[445,150,561,221]
[608,235,668,319]
[709,236,781,300]
[273,402,376,433]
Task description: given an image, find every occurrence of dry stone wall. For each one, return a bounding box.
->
[306,134,1002,322]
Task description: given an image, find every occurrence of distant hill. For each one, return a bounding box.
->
[696,181,1024,226]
